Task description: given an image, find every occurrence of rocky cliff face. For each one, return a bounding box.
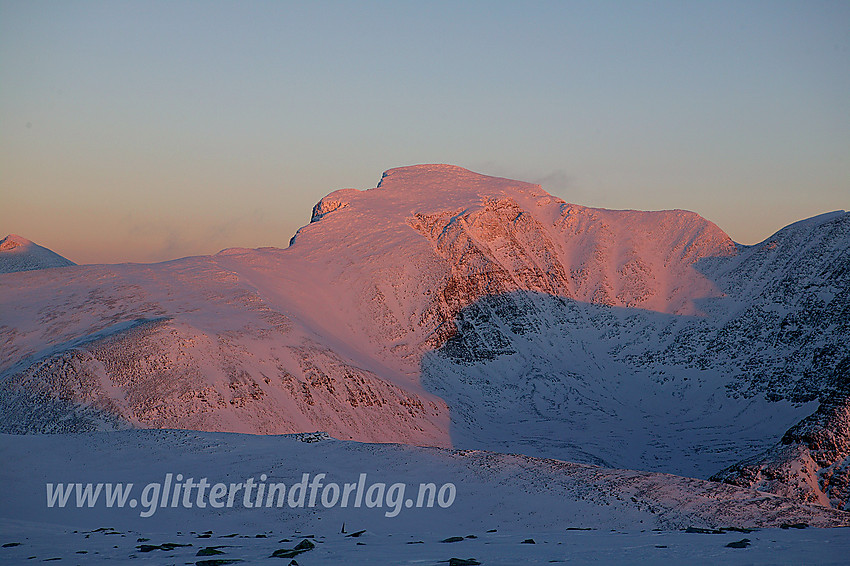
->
[711,380,850,510]
[419,207,849,507]
[678,211,850,508]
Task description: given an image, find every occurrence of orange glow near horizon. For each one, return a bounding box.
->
[2,3,847,265]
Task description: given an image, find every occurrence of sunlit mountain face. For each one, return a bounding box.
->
[2,167,848,560]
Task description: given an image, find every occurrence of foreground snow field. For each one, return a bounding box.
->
[2,518,849,565]
[1,430,848,564]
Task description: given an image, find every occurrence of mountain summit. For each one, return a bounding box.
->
[0,234,75,273]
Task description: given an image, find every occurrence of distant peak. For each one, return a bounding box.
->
[0,234,33,252]
[0,234,76,273]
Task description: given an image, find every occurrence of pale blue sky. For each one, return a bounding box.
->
[1,0,848,263]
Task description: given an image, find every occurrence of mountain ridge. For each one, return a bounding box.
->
[1,165,847,512]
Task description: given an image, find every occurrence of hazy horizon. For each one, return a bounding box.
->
[2,0,848,264]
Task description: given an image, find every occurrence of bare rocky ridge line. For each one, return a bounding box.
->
[712,386,850,510]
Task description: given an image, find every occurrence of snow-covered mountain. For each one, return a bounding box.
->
[423,207,849,508]
[0,234,75,273]
[0,165,735,442]
[1,165,847,514]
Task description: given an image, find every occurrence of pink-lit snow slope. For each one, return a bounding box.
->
[1,165,738,445]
